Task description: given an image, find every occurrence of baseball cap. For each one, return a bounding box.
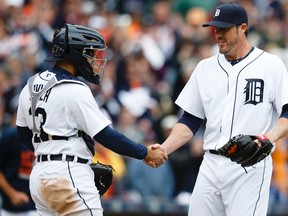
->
[202,3,248,28]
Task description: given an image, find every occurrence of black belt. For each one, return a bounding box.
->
[207,149,220,155]
[37,154,89,164]
[37,131,83,142]
[41,135,69,141]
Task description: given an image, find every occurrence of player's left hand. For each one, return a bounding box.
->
[217,134,274,167]
[90,162,114,196]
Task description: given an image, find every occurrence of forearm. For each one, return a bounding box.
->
[94,126,148,159]
[162,123,193,155]
[0,172,17,199]
[265,117,288,144]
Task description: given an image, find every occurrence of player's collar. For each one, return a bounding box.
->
[50,66,84,82]
[227,46,255,66]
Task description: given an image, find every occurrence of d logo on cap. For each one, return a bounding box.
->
[214,9,220,17]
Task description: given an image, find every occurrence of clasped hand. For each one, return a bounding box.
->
[143,144,168,168]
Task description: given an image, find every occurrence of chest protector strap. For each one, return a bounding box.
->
[27,74,58,134]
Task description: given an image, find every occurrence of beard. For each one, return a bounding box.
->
[218,37,239,57]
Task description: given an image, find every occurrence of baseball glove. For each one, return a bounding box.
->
[90,161,114,196]
[217,134,274,167]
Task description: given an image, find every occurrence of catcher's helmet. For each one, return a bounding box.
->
[45,24,107,85]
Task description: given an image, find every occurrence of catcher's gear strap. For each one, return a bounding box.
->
[27,69,87,139]
[177,111,204,134]
[28,74,58,134]
[94,126,148,159]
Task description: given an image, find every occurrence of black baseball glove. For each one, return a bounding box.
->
[90,162,114,196]
[217,134,274,167]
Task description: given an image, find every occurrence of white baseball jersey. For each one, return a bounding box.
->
[176,47,288,150]
[16,70,111,160]
[16,69,111,215]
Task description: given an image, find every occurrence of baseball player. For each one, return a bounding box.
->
[16,24,167,216]
[153,3,288,216]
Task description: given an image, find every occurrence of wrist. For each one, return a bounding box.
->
[143,146,149,160]
[263,133,276,144]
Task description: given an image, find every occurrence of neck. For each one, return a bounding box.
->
[225,41,251,61]
[226,46,254,66]
[55,60,77,76]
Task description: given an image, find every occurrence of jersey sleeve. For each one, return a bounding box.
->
[175,63,205,119]
[16,85,29,127]
[272,55,288,115]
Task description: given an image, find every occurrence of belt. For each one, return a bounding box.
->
[206,149,220,155]
[41,135,69,142]
[37,154,89,164]
[38,131,83,142]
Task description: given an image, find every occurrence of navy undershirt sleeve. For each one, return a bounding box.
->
[177,111,204,134]
[94,126,148,160]
[17,126,34,151]
[280,104,288,119]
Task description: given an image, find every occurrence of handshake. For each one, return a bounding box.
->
[143,144,168,168]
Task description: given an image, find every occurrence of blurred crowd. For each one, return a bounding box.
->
[0,0,288,214]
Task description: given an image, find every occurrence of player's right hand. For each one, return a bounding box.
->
[10,190,30,206]
[143,144,168,168]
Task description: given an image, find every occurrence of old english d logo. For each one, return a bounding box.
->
[214,9,220,17]
[244,79,264,105]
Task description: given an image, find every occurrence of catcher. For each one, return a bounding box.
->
[16,24,167,216]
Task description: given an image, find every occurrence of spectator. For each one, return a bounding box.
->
[0,107,37,216]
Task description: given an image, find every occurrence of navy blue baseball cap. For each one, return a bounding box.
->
[202,3,248,28]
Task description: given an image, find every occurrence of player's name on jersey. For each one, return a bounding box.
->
[31,85,52,103]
